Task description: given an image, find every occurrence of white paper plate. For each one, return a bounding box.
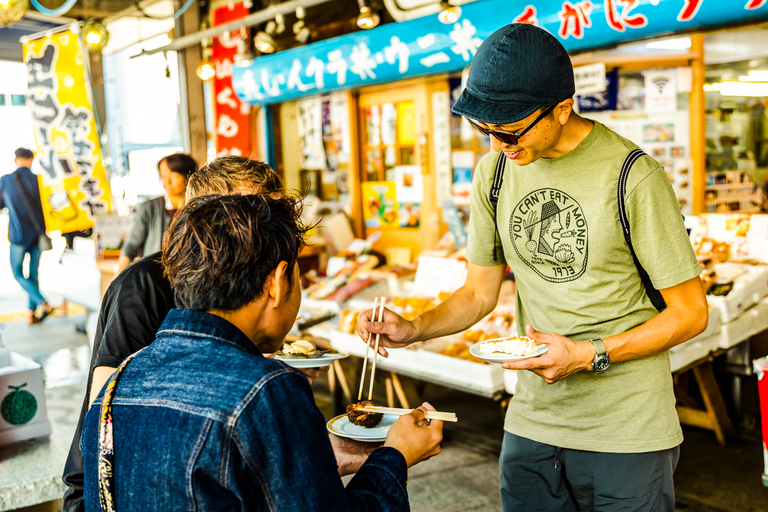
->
[275,352,348,368]
[326,413,398,442]
[468,338,548,364]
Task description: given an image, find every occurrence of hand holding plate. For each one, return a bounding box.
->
[501,324,594,384]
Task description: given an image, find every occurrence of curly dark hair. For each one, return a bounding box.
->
[163,194,308,312]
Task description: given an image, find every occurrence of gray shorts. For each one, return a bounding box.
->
[499,432,679,512]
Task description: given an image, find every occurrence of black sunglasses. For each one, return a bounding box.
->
[466,104,558,145]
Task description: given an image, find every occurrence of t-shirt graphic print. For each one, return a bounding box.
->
[509,188,588,283]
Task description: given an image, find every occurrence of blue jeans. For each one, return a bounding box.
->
[10,243,46,311]
[500,432,679,512]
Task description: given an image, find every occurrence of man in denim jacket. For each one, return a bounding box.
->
[82,194,443,511]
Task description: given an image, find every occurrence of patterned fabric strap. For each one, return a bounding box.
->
[97,350,143,512]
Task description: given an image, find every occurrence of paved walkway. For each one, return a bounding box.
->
[0,307,766,511]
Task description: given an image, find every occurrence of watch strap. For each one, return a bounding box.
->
[590,338,606,357]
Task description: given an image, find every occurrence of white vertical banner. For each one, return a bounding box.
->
[432,90,452,203]
[297,97,325,169]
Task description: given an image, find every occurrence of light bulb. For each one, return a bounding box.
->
[356,6,380,30]
[196,62,215,81]
[438,1,462,24]
[86,32,102,45]
[82,20,110,52]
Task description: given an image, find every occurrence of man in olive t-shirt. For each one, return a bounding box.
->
[356,24,708,512]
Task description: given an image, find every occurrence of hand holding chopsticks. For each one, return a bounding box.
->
[358,405,457,422]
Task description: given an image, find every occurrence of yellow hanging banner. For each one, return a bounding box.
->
[23,26,111,232]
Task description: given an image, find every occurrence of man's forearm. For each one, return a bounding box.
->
[412,285,499,342]
[604,277,708,363]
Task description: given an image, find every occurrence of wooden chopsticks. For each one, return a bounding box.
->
[357,297,387,401]
[357,406,458,422]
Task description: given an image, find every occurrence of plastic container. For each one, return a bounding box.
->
[753,357,768,487]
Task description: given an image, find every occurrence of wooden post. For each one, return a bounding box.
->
[175,4,208,167]
[689,33,707,215]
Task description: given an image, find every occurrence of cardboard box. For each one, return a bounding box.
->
[0,351,51,446]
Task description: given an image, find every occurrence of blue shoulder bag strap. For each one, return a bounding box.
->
[489,152,506,262]
[618,149,667,312]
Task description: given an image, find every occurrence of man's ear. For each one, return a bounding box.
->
[555,99,574,126]
[268,261,289,308]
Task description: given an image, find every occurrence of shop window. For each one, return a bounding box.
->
[361,100,416,183]
[583,69,692,215]
[10,94,26,106]
[0,95,5,106]
[703,57,767,213]
[292,94,353,207]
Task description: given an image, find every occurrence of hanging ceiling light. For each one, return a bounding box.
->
[438,0,461,24]
[356,0,379,30]
[293,6,310,44]
[254,19,278,54]
[196,60,215,80]
[82,20,110,52]
[196,46,215,80]
[0,0,28,25]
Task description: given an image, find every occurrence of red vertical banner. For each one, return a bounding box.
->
[212,3,251,156]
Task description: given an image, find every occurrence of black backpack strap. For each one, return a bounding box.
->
[618,149,667,312]
[490,152,506,262]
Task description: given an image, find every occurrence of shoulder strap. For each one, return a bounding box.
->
[490,151,506,207]
[13,172,46,236]
[618,149,667,312]
[489,152,506,262]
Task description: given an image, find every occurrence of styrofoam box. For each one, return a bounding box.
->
[669,335,719,373]
[320,329,504,398]
[717,299,768,350]
[0,351,51,446]
[706,263,768,323]
[696,305,722,341]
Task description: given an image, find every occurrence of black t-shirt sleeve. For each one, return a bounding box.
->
[93,252,174,368]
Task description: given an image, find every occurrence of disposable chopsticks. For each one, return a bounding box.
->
[357,297,386,401]
[357,406,458,422]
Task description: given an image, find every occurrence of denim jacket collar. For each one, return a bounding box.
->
[157,308,263,357]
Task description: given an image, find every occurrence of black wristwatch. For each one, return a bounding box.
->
[590,338,611,373]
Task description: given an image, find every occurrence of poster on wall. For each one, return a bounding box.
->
[394,165,423,204]
[362,181,398,229]
[212,3,251,157]
[23,25,112,232]
[298,98,326,169]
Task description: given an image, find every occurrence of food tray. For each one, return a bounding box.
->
[317,329,505,398]
[706,263,768,323]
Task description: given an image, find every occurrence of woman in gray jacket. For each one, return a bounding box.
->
[117,153,197,273]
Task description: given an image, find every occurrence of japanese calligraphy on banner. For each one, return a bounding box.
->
[213,3,251,156]
[234,0,768,105]
[23,26,111,232]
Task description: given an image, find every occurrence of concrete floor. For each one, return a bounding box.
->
[1,298,767,511]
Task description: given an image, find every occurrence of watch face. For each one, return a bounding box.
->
[594,356,610,372]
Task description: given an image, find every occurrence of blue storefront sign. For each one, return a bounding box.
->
[233,0,768,105]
